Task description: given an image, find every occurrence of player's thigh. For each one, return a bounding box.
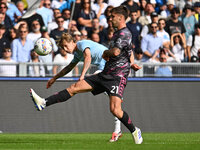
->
[67,79,93,94]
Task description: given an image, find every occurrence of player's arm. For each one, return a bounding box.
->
[102,47,121,61]
[46,62,78,89]
[79,48,92,80]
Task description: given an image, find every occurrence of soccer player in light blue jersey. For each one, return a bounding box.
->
[46,33,107,82]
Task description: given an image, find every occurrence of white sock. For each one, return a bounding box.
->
[114,116,121,133]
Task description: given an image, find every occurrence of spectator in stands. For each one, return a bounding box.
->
[51,0,66,9]
[0,0,21,25]
[40,26,58,75]
[72,30,82,42]
[43,0,54,18]
[140,11,159,38]
[175,0,186,15]
[68,20,79,35]
[8,27,18,42]
[160,0,175,18]
[99,16,112,44]
[89,18,101,37]
[101,27,114,47]
[187,23,200,62]
[139,0,147,16]
[152,50,173,77]
[150,48,181,77]
[194,2,200,23]
[70,0,81,21]
[0,4,13,30]
[165,7,186,39]
[121,0,140,13]
[77,0,97,34]
[103,5,114,28]
[62,8,71,27]
[134,48,144,63]
[48,8,68,33]
[138,3,155,26]
[53,48,74,77]
[36,0,53,26]
[28,49,45,77]
[126,9,142,51]
[13,20,28,31]
[19,13,45,31]
[141,22,163,62]
[0,48,16,77]
[27,20,42,43]
[16,1,26,16]
[0,24,10,58]
[50,16,68,42]
[80,29,88,40]
[92,0,107,19]
[170,32,187,62]
[179,4,197,41]
[157,18,170,49]
[11,24,34,62]
[90,32,100,42]
[91,0,108,29]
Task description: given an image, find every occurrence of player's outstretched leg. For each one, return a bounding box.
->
[30,80,93,111]
[109,117,122,142]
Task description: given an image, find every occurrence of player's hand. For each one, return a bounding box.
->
[46,78,56,89]
[79,75,84,81]
[131,64,142,71]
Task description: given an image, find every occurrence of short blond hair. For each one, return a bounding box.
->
[58,32,74,48]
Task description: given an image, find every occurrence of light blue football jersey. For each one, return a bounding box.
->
[71,40,108,70]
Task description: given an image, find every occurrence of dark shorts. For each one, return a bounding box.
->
[84,73,127,99]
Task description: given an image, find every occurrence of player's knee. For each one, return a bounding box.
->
[67,83,77,95]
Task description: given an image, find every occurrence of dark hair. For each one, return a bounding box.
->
[111,5,129,20]
[104,5,114,18]
[135,48,143,54]
[195,23,200,29]
[171,7,180,14]
[158,18,166,23]
[55,16,64,22]
[0,24,5,29]
[0,2,8,9]
[62,8,70,14]
[81,0,91,11]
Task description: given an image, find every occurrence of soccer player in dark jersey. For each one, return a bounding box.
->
[29,5,143,144]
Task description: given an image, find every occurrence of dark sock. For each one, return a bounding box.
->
[45,89,71,106]
[119,111,135,133]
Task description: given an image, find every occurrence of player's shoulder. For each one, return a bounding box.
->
[117,27,132,37]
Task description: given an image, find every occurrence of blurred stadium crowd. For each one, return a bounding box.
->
[0,0,200,77]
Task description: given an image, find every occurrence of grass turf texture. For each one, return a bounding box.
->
[0,133,200,150]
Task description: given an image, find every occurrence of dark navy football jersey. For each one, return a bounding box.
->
[101,27,132,78]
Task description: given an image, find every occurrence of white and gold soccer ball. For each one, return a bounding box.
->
[34,38,53,56]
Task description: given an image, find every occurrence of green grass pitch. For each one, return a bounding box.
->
[0,133,200,150]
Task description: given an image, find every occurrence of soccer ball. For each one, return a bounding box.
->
[34,38,53,56]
